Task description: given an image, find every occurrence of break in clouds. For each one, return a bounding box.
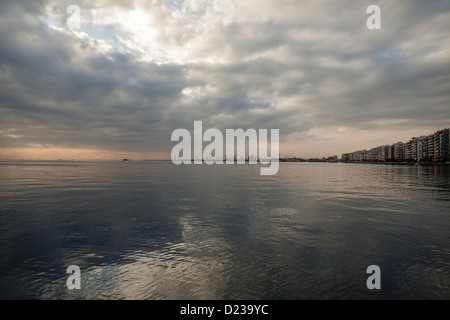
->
[0,0,450,159]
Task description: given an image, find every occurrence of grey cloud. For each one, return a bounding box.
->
[1,0,450,157]
[0,11,187,151]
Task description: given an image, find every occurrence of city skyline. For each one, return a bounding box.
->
[1,1,450,160]
[342,127,450,162]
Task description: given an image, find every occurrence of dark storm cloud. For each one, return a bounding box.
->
[1,0,449,156]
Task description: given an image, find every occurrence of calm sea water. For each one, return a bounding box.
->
[0,160,449,300]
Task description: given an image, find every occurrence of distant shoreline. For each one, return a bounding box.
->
[1,159,449,166]
[340,161,450,166]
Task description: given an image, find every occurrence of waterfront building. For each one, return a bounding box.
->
[380,145,388,161]
[352,150,363,161]
[341,127,449,163]
[410,137,418,161]
[367,147,378,162]
[359,150,368,161]
[417,136,429,162]
[404,141,411,160]
[386,144,393,160]
[393,142,404,161]
[341,153,350,162]
[369,148,374,162]
[434,129,449,159]
[427,134,435,158]
[378,147,384,161]
[373,146,384,161]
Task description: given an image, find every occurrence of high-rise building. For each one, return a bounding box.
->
[434,129,449,159]
[410,137,418,161]
[381,145,390,161]
[417,136,428,161]
[368,147,379,161]
[404,141,411,160]
[427,134,434,158]
[393,141,404,160]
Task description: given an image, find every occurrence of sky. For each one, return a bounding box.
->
[1,0,449,160]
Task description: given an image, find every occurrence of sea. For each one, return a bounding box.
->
[0,160,449,300]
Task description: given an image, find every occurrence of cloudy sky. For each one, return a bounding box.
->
[1,0,449,160]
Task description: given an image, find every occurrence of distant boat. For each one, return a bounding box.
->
[122,159,130,161]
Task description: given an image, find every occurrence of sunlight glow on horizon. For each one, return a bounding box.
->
[0,147,169,161]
